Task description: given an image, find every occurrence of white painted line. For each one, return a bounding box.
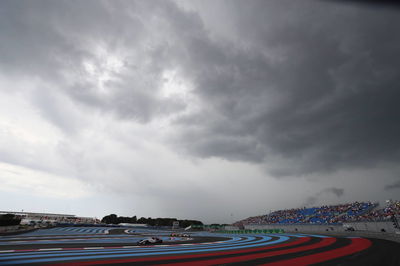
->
[83,247,105,250]
[122,246,136,248]
[0,250,15,253]
[38,248,62,251]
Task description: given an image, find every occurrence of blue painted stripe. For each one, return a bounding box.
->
[0,236,248,258]
[0,236,289,264]
[0,236,256,259]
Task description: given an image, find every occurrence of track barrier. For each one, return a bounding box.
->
[217,229,285,234]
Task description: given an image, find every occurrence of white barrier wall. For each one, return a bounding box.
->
[224,226,239,231]
[245,224,344,233]
[343,221,397,233]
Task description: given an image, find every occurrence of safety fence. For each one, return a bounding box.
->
[217,229,285,234]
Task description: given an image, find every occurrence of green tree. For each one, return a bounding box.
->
[0,214,21,226]
[101,214,118,224]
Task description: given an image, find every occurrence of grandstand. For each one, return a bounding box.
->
[234,200,400,227]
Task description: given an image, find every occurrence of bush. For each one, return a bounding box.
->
[0,214,21,226]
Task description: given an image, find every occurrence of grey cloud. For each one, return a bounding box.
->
[304,196,318,207]
[305,187,344,206]
[330,0,400,8]
[2,0,400,222]
[171,0,400,176]
[29,87,85,135]
[2,0,400,179]
[0,0,186,125]
[324,187,344,197]
[384,180,400,191]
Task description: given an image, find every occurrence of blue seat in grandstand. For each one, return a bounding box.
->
[309,217,325,224]
[299,208,317,216]
[347,203,371,216]
[238,201,377,226]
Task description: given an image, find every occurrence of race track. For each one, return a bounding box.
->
[0,227,399,265]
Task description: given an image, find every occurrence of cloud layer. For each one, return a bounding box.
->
[0,0,400,222]
[173,0,400,176]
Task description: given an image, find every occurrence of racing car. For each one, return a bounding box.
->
[137,237,163,245]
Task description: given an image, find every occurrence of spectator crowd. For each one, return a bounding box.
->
[235,200,400,226]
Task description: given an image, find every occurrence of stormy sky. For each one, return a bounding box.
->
[0,0,399,223]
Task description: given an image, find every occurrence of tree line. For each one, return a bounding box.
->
[0,214,21,226]
[101,214,203,228]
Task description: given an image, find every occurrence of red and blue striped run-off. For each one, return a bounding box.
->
[0,227,399,265]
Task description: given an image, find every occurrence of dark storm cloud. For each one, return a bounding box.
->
[1,0,400,178]
[326,187,344,197]
[171,0,400,176]
[305,187,344,206]
[329,0,400,8]
[384,180,400,191]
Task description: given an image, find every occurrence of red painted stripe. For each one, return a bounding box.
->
[261,237,372,266]
[157,237,336,266]
[50,237,310,266]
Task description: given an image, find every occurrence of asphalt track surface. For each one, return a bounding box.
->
[0,227,399,265]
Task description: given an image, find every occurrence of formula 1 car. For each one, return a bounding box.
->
[137,237,163,245]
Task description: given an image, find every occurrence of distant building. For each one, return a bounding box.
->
[0,211,98,225]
